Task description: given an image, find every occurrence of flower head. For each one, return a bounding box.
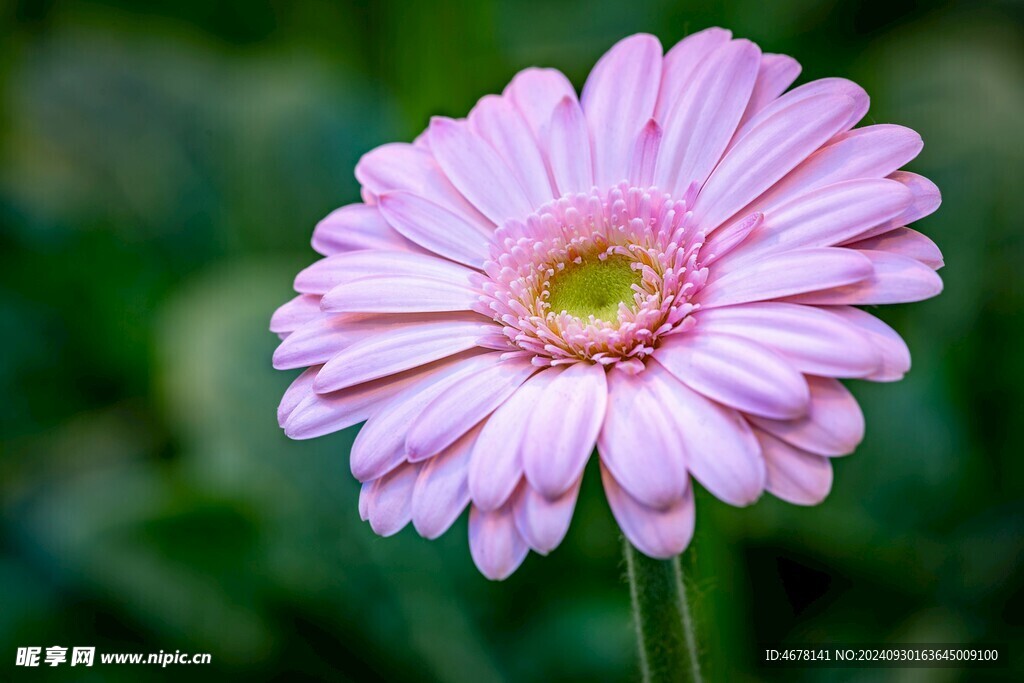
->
[272,28,943,580]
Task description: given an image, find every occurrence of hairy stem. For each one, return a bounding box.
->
[623,539,702,683]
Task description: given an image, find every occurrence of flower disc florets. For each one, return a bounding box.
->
[474,183,709,369]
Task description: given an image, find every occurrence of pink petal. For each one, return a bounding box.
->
[848,171,942,241]
[320,274,479,314]
[582,34,663,188]
[504,67,577,142]
[700,212,763,266]
[748,376,864,456]
[845,227,944,270]
[411,425,479,539]
[350,354,498,481]
[744,125,924,217]
[693,302,881,378]
[313,315,494,392]
[626,119,662,188]
[825,306,911,382]
[274,311,481,370]
[277,366,320,427]
[656,331,809,419]
[312,204,421,256]
[274,311,470,370]
[428,116,535,224]
[697,247,874,309]
[655,27,733,121]
[523,362,607,498]
[286,353,475,441]
[757,430,833,506]
[362,462,421,536]
[785,250,943,305]
[736,53,802,129]
[469,504,529,580]
[378,191,492,268]
[546,96,594,196]
[598,363,689,509]
[651,361,766,507]
[469,94,555,207]
[891,171,942,225]
[359,481,372,520]
[355,142,437,195]
[272,313,360,370]
[513,479,581,555]
[692,92,859,233]
[715,178,913,272]
[732,77,868,150]
[601,463,695,559]
[469,369,558,511]
[270,294,322,334]
[355,142,490,230]
[655,39,761,197]
[405,356,538,460]
[295,250,478,295]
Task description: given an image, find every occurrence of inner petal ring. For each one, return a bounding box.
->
[472,182,710,369]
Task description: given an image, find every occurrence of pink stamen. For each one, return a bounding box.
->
[476,183,709,368]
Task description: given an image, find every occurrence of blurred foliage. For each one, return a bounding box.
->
[1,0,1023,681]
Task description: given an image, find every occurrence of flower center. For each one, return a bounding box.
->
[546,255,642,321]
[473,183,710,369]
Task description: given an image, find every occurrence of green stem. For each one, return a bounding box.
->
[623,539,702,683]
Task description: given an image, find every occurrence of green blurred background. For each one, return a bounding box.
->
[1,0,1022,680]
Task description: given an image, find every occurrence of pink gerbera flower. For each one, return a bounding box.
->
[272,28,943,580]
